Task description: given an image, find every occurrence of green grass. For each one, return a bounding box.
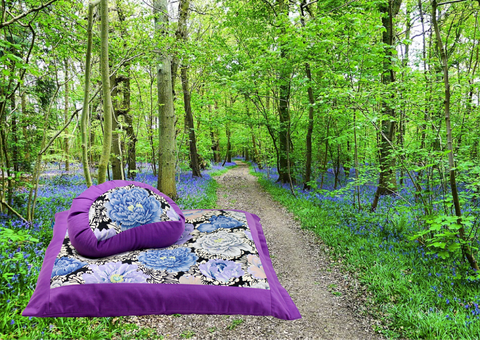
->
[250,166,480,339]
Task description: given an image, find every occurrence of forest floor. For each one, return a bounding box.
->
[126,161,384,340]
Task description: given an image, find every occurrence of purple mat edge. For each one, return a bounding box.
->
[22,209,301,320]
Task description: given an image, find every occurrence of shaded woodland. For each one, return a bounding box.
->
[2,0,480,279]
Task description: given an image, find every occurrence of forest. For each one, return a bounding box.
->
[1,0,480,338]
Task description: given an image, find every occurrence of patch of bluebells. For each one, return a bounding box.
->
[251,161,480,333]
[2,161,227,334]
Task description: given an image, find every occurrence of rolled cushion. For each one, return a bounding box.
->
[68,180,185,258]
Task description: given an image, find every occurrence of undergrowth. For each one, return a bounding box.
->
[0,162,235,339]
[250,165,480,340]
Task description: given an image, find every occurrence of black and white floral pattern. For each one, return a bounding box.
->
[50,210,270,290]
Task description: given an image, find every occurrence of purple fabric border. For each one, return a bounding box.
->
[68,180,185,258]
[23,209,301,320]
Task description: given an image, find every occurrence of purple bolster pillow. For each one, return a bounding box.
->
[67,180,185,258]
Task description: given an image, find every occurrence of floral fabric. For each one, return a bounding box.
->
[50,210,269,290]
[88,185,180,241]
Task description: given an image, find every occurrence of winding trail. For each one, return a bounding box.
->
[127,162,382,339]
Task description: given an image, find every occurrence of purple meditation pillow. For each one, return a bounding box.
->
[68,180,185,258]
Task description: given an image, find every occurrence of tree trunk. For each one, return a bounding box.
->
[64,60,70,171]
[176,0,201,177]
[371,0,402,211]
[97,0,113,185]
[276,0,291,184]
[117,2,136,180]
[210,129,221,163]
[148,74,157,176]
[11,92,19,175]
[300,1,315,190]
[111,74,124,180]
[227,126,232,163]
[431,0,479,271]
[154,0,177,199]
[181,67,201,177]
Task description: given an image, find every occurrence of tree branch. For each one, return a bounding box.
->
[0,0,58,29]
[438,0,468,5]
[1,199,28,223]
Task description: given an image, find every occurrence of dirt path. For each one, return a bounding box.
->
[127,162,382,339]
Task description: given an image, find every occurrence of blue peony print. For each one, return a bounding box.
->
[105,186,162,231]
[199,259,244,282]
[197,215,244,233]
[138,247,198,273]
[51,257,87,278]
[174,224,194,245]
[192,231,252,257]
[82,262,149,283]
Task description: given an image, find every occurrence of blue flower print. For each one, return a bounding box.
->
[138,247,198,273]
[174,224,194,245]
[105,186,162,230]
[82,262,149,283]
[199,259,244,282]
[197,215,244,233]
[51,257,87,278]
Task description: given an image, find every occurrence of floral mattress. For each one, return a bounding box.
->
[23,208,300,320]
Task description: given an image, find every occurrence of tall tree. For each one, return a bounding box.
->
[431,0,478,271]
[277,0,293,184]
[177,0,201,177]
[98,0,113,184]
[80,0,97,188]
[371,0,402,211]
[154,0,177,199]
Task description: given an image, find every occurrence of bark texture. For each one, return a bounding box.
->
[154,0,177,199]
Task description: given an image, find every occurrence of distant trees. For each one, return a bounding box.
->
[1,0,480,270]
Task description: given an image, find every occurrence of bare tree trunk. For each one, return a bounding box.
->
[11,92,18,176]
[432,0,479,271]
[371,0,402,211]
[175,0,201,177]
[117,2,136,180]
[353,109,361,210]
[181,67,202,177]
[97,0,113,185]
[154,0,177,199]
[300,1,314,190]
[208,104,221,163]
[222,125,231,166]
[226,125,232,163]
[64,59,70,171]
[80,1,98,188]
[111,74,124,180]
[211,129,221,163]
[276,0,291,184]
[148,73,157,176]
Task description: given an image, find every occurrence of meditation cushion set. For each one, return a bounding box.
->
[23,180,300,320]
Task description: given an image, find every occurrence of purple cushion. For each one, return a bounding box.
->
[23,209,301,320]
[68,180,185,258]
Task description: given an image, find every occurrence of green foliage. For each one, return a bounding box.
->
[226,318,244,330]
[251,165,480,339]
